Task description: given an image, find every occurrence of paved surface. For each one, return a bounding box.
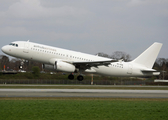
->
[0,89,168,98]
[1,85,168,88]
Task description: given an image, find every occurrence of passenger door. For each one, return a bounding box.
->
[23,42,29,53]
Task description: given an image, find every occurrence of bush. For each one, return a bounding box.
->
[32,66,40,78]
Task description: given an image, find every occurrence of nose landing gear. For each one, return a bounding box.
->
[19,59,25,69]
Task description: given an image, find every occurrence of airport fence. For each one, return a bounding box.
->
[0,79,159,85]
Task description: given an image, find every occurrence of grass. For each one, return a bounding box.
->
[0,98,168,120]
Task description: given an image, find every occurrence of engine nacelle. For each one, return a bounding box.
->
[57,61,76,72]
[42,64,55,71]
[42,61,75,73]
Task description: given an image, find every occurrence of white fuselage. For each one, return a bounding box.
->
[1,41,161,77]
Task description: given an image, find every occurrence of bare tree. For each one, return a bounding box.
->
[10,58,21,70]
[96,52,111,58]
[96,51,131,62]
[111,51,131,62]
[155,58,168,79]
[156,58,166,67]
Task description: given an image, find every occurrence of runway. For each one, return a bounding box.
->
[1,89,168,98]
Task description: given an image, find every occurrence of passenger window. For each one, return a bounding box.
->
[16,44,18,47]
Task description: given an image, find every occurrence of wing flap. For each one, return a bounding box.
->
[72,59,115,64]
[72,59,115,67]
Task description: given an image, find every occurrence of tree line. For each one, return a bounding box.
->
[0,51,168,79]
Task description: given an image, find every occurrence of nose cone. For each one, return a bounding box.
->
[1,45,8,54]
[1,46,5,52]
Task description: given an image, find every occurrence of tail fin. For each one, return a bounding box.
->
[132,42,162,68]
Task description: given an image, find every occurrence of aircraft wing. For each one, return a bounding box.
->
[49,58,116,71]
[68,59,116,70]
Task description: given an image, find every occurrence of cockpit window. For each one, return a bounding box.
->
[9,43,18,47]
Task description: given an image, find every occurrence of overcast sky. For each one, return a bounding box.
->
[0,0,168,60]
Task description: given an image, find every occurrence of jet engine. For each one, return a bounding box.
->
[42,61,75,73]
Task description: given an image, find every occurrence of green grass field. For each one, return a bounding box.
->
[0,98,168,120]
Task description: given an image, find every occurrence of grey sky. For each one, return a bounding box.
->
[0,0,168,60]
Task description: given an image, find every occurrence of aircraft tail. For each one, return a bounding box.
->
[132,42,162,68]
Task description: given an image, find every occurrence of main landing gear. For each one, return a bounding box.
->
[68,73,84,81]
[68,74,74,80]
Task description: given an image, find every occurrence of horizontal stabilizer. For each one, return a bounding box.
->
[141,69,160,75]
[141,69,157,72]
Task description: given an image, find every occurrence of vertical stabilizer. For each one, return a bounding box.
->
[132,42,162,68]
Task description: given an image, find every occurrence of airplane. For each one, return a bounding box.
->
[1,41,162,81]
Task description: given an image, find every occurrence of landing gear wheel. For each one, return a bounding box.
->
[68,74,74,80]
[77,75,84,81]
